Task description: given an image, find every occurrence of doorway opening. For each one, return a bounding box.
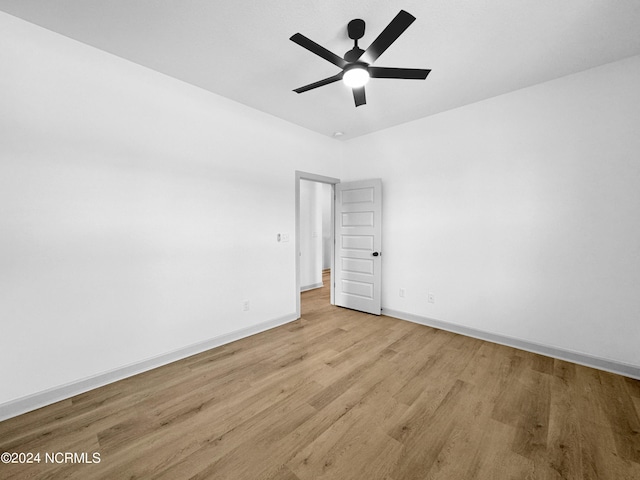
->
[295,171,339,319]
[299,179,333,292]
[296,173,383,318]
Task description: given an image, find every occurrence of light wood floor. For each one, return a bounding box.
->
[1,271,639,479]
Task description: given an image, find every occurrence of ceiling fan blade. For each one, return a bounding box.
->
[290,33,348,69]
[353,86,366,107]
[293,73,343,93]
[369,66,431,79]
[360,10,416,65]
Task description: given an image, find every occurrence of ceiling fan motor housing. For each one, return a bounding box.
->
[344,47,365,63]
[343,62,369,75]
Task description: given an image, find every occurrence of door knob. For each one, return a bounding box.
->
[372,251,380,257]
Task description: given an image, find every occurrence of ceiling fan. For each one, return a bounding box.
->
[290,10,431,107]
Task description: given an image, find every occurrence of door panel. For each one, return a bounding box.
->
[342,257,374,274]
[341,235,374,250]
[334,179,382,315]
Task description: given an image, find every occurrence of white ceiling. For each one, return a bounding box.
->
[2,0,640,140]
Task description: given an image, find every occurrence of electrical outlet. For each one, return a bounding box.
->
[399,288,405,298]
[242,300,250,311]
[428,292,435,304]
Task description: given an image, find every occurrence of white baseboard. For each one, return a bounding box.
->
[4,308,637,422]
[0,313,299,422]
[382,308,640,381]
[300,282,323,292]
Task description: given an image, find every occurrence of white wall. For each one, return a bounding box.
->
[299,180,323,290]
[342,55,640,368]
[0,12,341,407]
[321,183,332,270]
[300,180,332,289]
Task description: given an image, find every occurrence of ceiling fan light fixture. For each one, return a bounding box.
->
[342,64,369,88]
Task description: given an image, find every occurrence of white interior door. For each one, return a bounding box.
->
[334,179,382,315]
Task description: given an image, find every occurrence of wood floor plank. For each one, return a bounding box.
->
[511,369,552,460]
[464,419,536,480]
[287,400,403,480]
[546,371,587,480]
[1,274,639,479]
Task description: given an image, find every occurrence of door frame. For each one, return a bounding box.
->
[295,171,340,318]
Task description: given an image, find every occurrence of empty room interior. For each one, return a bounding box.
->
[1,1,639,479]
